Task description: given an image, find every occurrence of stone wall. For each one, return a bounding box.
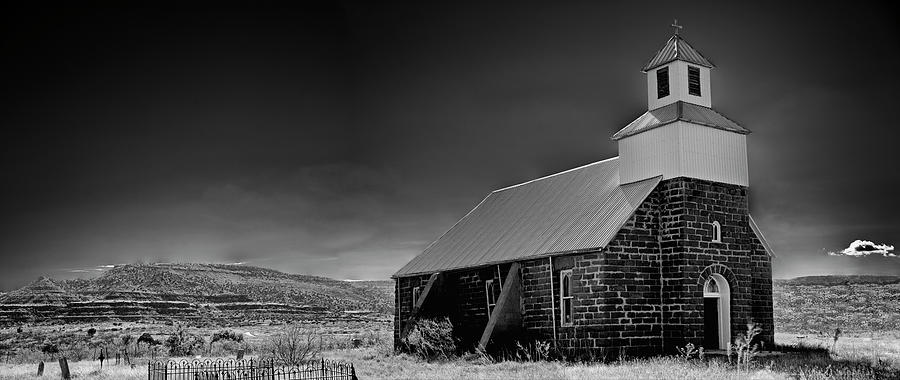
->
[520,191,665,358]
[656,177,774,350]
[394,265,508,350]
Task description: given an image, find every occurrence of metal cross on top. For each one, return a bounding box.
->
[671,19,683,35]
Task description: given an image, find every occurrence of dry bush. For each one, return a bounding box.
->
[401,317,456,360]
[264,324,322,366]
[728,322,762,370]
[164,327,205,357]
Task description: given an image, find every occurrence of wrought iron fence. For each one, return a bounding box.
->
[148,358,358,380]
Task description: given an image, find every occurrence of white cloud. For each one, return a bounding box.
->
[828,240,895,257]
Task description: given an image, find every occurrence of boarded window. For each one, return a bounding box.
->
[657,67,670,98]
[688,66,701,96]
[560,270,574,326]
[485,279,499,317]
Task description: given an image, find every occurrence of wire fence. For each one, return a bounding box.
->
[148,358,358,380]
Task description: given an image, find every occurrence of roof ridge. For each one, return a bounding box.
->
[493,157,619,193]
[642,34,714,72]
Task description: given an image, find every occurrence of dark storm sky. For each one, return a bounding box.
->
[2,2,898,290]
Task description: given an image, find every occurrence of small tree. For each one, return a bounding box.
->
[265,325,322,366]
[137,332,160,347]
[118,334,133,364]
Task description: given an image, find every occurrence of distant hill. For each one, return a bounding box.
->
[61,263,391,312]
[776,275,900,287]
[774,275,900,334]
[0,277,82,305]
[0,263,393,325]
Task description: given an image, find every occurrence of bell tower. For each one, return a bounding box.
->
[643,30,713,110]
[614,26,750,187]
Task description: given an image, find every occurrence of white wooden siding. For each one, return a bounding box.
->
[647,61,712,110]
[619,121,748,186]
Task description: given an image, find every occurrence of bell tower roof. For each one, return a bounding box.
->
[642,34,714,72]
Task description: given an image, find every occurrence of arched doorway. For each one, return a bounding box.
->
[703,274,731,349]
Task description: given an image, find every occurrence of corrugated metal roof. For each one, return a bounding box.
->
[642,34,714,72]
[611,101,750,141]
[394,158,661,278]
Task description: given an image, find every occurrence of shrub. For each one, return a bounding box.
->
[211,329,243,344]
[264,324,322,366]
[87,328,96,337]
[164,327,206,357]
[402,317,456,360]
[210,329,244,353]
[40,340,59,357]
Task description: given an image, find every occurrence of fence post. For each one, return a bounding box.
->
[351,363,358,380]
[58,357,70,380]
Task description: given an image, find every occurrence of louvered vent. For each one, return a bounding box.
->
[688,66,701,96]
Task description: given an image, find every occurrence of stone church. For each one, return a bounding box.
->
[393,31,775,357]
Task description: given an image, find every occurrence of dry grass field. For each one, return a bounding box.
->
[2,324,899,379]
[3,340,898,380]
[2,276,900,379]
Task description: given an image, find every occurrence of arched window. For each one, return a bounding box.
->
[711,221,722,243]
[559,270,574,326]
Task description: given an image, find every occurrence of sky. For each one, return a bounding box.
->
[1,2,898,290]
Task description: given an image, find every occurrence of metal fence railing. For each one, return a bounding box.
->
[148,358,358,380]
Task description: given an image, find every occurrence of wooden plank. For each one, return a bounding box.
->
[400,272,443,340]
[478,262,522,350]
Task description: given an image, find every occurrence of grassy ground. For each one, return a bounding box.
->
[4,336,898,380]
[324,342,900,380]
[0,361,144,379]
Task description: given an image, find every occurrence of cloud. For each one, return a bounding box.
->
[828,240,896,257]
